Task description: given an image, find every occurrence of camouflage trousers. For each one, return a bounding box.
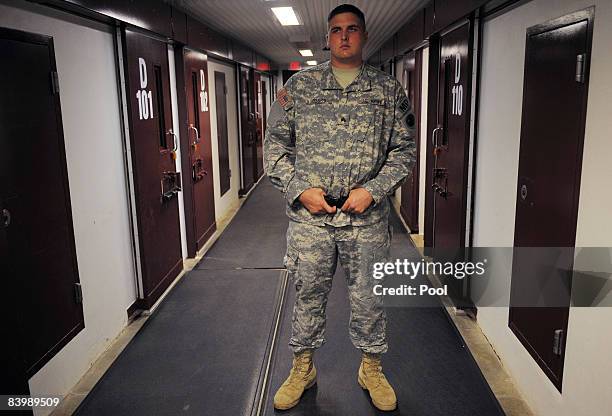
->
[284,219,392,354]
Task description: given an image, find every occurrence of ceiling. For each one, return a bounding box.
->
[170,0,425,68]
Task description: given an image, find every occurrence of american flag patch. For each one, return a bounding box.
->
[277,87,293,110]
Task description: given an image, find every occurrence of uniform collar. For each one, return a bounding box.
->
[320,61,372,92]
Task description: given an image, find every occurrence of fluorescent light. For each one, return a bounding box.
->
[306,60,317,66]
[271,7,300,26]
[299,49,313,57]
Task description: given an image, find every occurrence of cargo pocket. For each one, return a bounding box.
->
[284,244,300,277]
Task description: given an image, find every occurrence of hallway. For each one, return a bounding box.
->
[75,181,503,415]
[3,1,612,415]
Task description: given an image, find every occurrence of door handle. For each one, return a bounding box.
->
[189,124,200,145]
[1,209,10,228]
[431,126,443,147]
[167,129,178,152]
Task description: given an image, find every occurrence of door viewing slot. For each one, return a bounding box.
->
[191,72,201,133]
[154,64,166,149]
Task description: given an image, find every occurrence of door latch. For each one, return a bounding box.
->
[575,54,585,83]
[553,329,564,356]
[161,171,182,202]
[1,209,10,228]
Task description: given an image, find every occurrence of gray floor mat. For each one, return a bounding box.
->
[261,210,505,416]
[196,180,289,270]
[75,269,284,416]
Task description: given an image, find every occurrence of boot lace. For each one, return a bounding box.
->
[287,353,311,383]
[363,357,386,388]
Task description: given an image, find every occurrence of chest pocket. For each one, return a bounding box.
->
[295,96,337,148]
[350,97,386,142]
[349,96,390,181]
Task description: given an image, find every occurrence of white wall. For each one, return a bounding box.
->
[0,1,136,414]
[208,59,241,220]
[391,49,428,235]
[168,45,189,260]
[419,47,429,236]
[262,74,272,118]
[474,0,612,415]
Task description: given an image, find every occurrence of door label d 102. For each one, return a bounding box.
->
[200,69,209,113]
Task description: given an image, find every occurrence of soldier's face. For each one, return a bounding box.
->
[327,12,368,63]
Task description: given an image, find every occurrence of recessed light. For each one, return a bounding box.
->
[271,7,300,26]
[306,60,317,66]
[299,49,313,57]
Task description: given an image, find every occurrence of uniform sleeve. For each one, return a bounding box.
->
[263,84,311,205]
[362,81,417,204]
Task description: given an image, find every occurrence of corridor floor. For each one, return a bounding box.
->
[75,180,504,415]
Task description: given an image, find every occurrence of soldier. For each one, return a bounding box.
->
[264,3,416,412]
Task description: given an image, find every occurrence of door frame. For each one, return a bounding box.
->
[508,7,594,392]
[119,26,183,308]
[399,49,422,234]
[0,26,85,378]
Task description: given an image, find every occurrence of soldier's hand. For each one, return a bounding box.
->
[340,188,374,214]
[298,188,337,215]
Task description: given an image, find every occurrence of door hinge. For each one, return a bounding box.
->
[229,169,232,178]
[74,282,83,304]
[553,329,564,356]
[575,54,585,83]
[223,84,227,95]
[50,71,60,94]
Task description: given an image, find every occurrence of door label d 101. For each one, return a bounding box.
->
[137,57,154,120]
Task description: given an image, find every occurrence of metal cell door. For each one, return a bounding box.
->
[215,71,231,196]
[239,66,256,194]
[509,9,593,391]
[0,27,84,378]
[122,28,182,309]
[430,21,474,306]
[184,48,216,250]
[253,72,264,180]
[400,50,422,233]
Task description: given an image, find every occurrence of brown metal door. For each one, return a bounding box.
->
[432,22,472,249]
[400,50,422,233]
[239,66,256,194]
[253,72,264,180]
[0,28,84,377]
[184,49,216,250]
[509,9,593,391]
[122,29,182,309]
[430,22,473,305]
[215,71,231,196]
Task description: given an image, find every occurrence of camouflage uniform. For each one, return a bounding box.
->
[264,61,416,354]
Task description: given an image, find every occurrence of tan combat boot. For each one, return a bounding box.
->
[273,350,317,410]
[358,353,397,411]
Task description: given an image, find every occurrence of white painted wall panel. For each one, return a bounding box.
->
[474,1,612,415]
[208,59,241,220]
[419,46,428,236]
[0,2,136,414]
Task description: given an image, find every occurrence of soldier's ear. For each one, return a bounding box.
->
[363,31,369,43]
[325,33,330,49]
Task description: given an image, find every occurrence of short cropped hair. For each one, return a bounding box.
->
[327,4,366,31]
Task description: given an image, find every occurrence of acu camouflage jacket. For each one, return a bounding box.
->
[264,61,416,227]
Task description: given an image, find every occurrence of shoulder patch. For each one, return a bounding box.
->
[398,96,415,129]
[398,96,411,114]
[277,87,294,111]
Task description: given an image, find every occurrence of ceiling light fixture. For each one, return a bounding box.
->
[299,49,313,57]
[271,7,300,26]
[306,60,317,66]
